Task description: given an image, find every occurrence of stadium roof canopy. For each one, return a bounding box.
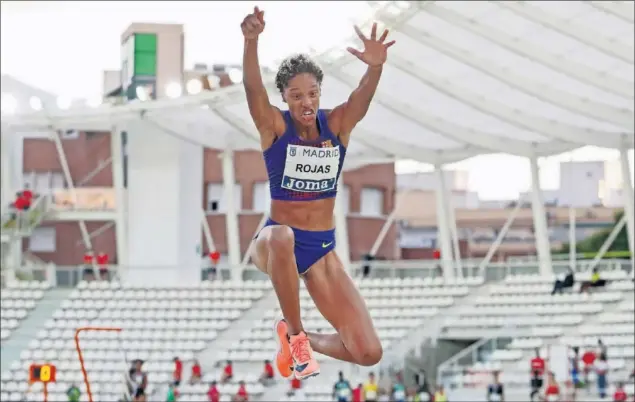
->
[2,1,634,169]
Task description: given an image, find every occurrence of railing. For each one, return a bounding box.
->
[436,325,518,389]
[0,195,51,236]
[2,257,630,288]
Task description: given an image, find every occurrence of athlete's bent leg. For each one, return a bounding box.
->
[253,225,304,335]
[303,251,383,366]
[251,225,319,379]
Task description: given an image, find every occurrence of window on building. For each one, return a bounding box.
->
[29,227,56,253]
[34,173,51,194]
[360,187,383,217]
[338,184,351,214]
[252,181,271,212]
[206,183,242,212]
[50,173,65,190]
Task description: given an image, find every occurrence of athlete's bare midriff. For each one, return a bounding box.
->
[270,198,336,231]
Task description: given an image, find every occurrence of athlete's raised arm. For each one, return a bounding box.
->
[241,6,283,145]
[330,23,395,141]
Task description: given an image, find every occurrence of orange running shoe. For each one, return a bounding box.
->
[273,318,294,378]
[289,331,320,380]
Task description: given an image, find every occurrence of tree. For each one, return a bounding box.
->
[557,210,628,254]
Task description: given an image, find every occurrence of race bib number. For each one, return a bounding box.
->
[547,395,560,402]
[394,390,405,400]
[282,144,340,192]
[489,394,501,402]
[366,390,377,400]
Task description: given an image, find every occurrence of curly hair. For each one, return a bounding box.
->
[275,54,324,94]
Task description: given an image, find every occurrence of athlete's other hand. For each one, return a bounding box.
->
[347,23,395,67]
[241,6,265,40]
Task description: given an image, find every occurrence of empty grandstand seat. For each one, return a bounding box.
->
[445,270,634,391]
[221,277,476,366]
[0,281,50,341]
[0,280,270,401]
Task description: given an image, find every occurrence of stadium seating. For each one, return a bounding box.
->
[445,269,634,395]
[0,281,50,342]
[215,276,484,401]
[0,280,270,402]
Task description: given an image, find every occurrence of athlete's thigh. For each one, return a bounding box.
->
[251,225,295,275]
[303,252,381,355]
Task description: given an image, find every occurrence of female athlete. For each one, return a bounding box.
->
[241,6,395,380]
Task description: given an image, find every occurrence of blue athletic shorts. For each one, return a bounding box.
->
[257,218,336,274]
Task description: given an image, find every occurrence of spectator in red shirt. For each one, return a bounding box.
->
[259,359,274,385]
[287,377,302,398]
[581,349,596,386]
[207,381,220,402]
[82,251,96,282]
[190,359,202,384]
[97,252,110,281]
[173,357,182,386]
[530,348,546,401]
[352,384,364,402]
[233,381,248,402]
[221,360,233,384]
[613,382,628,402]
[544,372,560,402]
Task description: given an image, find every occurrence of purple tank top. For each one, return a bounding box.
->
[263,109,347,201]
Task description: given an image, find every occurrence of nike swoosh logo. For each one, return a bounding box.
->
[295,363,309,372]
[322,241,333,248]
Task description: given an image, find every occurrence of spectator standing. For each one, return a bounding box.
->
[581,349,596,387]
[207,381,220,402]
[97,252,110,280]
[544,372,560,402]
[67,384,80,402]
[570,347,582,388]
[233,380,248,402]
[487,371,505,402]
[352,383,364,402]
[595,354,610,399]
[258,360,274,385]
[128,359,148,402]
[221,360,233,383]
[363,372,379,402]
[433,385,448,402]
[332,371,352,402]
[173,357,182,386]
[166,383,178,402]
[530,348,546,401]
[391,371,407,402]
[190,359,202,384]
[613,382,628,402]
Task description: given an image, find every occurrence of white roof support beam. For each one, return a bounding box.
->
[354,128,484,164]
[425,3,634,98]
[375,9,634,130]
[389,54,629,149]
[328,68,535,156]
[588,1,635,24]
[497,1,634,64]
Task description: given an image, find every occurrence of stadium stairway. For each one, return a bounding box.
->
[393,281,494,386]
[0,288,72,373]
[197,288,278,373]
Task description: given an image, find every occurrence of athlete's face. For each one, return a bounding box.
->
[283,73,320,127]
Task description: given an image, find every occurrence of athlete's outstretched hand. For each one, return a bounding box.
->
[347,23,395,67]
[241,6,265,39]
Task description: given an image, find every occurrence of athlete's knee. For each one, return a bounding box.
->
[266,225,295,253]
[354,340,383,366]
